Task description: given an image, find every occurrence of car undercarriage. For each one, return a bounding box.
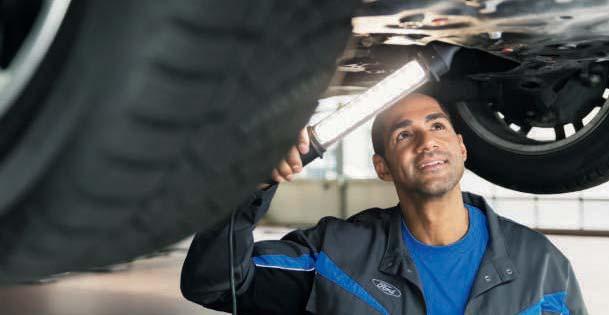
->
[334,0,609,193]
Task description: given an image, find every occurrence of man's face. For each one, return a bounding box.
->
[373,95,467,198]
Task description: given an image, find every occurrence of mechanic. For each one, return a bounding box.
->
[181,93,588,314]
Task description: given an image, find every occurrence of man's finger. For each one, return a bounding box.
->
[277,159,293,180]
[271,169,284,182]
[298,128,310,155]
[286,146,302,173]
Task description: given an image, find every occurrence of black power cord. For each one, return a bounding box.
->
[228,209,238,315]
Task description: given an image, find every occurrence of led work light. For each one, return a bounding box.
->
[300,43,460,166]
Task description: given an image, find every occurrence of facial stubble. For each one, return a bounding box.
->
[406,151,465,198]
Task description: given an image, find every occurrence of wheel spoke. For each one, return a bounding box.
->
[518,124,532,136]
[554,125,566,140]
[459,91,609,155]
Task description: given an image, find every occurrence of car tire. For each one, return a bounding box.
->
[0,0,357,282]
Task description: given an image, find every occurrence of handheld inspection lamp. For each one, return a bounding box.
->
[229,43,460,315]
[298,42,460,167]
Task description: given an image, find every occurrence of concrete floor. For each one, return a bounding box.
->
[0,228,607,315]
[0,248,221,315]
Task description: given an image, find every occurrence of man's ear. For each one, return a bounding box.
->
[457,134,467,162]
[373,154,394,182]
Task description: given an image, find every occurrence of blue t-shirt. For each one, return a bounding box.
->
[401,204,489,315]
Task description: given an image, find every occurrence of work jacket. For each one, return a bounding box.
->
[181,185,588,315]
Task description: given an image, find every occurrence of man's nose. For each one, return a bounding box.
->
[416,131,439,153]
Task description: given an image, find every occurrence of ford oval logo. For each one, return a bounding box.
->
[371,279,401,297]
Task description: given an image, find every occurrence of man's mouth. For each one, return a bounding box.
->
[417,159,448,171]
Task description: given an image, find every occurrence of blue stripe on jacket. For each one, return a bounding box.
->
[518,291,570,315]
[252,254,316,271]
[253,252,389,315]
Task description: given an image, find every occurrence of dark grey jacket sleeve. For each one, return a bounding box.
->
[180,184,318,314]
[566,261,588,315]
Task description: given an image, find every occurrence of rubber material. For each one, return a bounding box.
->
[0,0,358,282]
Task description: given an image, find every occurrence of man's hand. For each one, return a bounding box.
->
[258,128,310,189]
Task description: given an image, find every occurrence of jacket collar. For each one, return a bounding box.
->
[379,191,519,297]
[379,205,422,289]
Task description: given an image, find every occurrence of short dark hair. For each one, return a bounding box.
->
[371,98,453,159]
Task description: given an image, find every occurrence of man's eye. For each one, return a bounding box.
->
[397,131,411,141]
[432,123,446,130]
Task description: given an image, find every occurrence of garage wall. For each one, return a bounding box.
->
[265,179,396,225]
[265,170,609,231]
[265,181,341,225]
